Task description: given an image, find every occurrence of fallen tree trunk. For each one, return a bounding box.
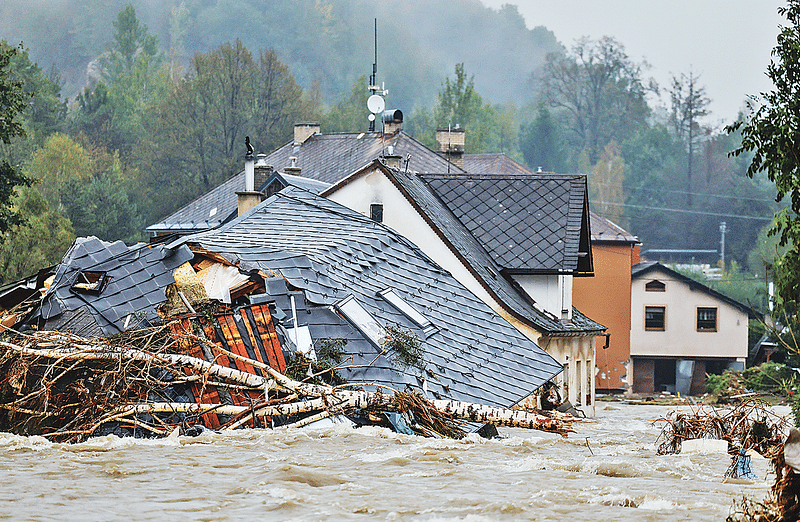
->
[0,331,576,439]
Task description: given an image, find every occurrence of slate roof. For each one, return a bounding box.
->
[147,131,460,234]
[463,153,533,175]
[174,188,563,408]
[590,211,639,244]
[147,168,331,234]
[338,163,603,336]
[632,261,757,318]
[36,237,194,336]
[421,173,593,274]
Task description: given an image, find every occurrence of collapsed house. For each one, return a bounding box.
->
[0,185,571,440]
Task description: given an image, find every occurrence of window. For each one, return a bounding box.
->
[645,306,665,331]
[71,271,108,295]
[334,294,386,347]
[370,203,383,223]
[379,288,435,335]
[697,307,718,331]
[645,279,666,292]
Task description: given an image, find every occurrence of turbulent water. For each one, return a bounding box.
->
[0,403,782,521]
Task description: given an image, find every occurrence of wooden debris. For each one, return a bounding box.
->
[0,327,576,442]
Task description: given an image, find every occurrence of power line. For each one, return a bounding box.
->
[591,180,778,203]
[595,200,774,221]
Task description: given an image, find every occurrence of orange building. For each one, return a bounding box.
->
[573,212,640,393]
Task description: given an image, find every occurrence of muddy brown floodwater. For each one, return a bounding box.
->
[0,403,783,521]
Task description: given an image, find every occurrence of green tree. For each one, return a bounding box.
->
[101,4,160,82]
[23,133,92,208]
[0,187,75,284]
[728,0,800,310]
[0,41,33,232]
[670,71,711,206]
[591,141,626,226]
[519,106,568,172]
[539,37,653,164]
[321,74,369,133]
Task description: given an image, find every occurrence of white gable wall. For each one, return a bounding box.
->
[630,269,748,360]
[512,274,573,321]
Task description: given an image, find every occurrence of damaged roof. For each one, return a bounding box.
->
[174,188,563,408]
[421,173,593,274]
[147,131,459,234]
[36,237,194,336]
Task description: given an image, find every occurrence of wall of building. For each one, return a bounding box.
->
[513,274,572,320]
[630,268,748,360]
[572,242,637,392]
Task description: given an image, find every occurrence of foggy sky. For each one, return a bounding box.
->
[483,0,785,125]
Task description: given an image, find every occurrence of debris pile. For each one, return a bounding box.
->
[0,325,576,442]
[654,400,789,457]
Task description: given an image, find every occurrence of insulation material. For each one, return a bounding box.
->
[197,263,250,303]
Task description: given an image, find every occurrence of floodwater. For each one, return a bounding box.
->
[0,403,782,521]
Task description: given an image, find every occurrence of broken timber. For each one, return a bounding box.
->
[0,329,575,442]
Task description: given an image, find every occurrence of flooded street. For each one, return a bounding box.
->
[0,403,781,521]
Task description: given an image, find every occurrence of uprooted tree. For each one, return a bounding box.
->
[0,326,575,442]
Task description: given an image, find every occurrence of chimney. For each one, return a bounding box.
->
[237,137,264,215]
[254,153,273,190]
[435,127,465,169]
[380,145,402,169]
[381,109,403,135]
[294,122,320,146]
[284,156,301,177]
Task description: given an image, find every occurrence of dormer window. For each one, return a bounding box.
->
[71,271,108,295]
[645,279,666,292]
[334,294,386,347]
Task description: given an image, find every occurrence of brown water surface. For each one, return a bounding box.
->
[0,403,779,521]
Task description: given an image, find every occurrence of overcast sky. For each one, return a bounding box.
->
[482,0,785,125]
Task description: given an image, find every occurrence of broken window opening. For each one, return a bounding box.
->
[370,203,384,223]
[378,288,435,335]
[334,294,386,348]
[70,271,109,295]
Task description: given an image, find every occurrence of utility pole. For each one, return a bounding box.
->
[719,221,727,266]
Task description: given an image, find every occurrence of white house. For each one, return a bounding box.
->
[629,261,753,395]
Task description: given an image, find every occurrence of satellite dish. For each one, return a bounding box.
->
[367,94,385,114]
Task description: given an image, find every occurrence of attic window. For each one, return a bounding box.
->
[378,289,433,332]
[370,203,383,223]
[335,294,386,347]
[645,279,666,292]
[71,271,108,295]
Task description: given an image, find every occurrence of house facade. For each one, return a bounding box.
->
[629,262,751,395]
[323,160,605,415]
[572,212,640,393]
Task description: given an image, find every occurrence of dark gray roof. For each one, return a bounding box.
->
[462,154,533,175]
[174,188,563,408]
[147,131,460,234]
[36,237,194,336]
[361,164,603,335]
[632,261,758,317]
[421,173,592,274]
[590,211,639,244]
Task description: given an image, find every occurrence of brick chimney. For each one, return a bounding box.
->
[435,127,465,169]
[294,122,320,146]
[254,153,273,190]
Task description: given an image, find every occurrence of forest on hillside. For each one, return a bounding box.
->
[0,0,783,307]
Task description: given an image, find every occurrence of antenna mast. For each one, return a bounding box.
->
[369,19,378,132]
